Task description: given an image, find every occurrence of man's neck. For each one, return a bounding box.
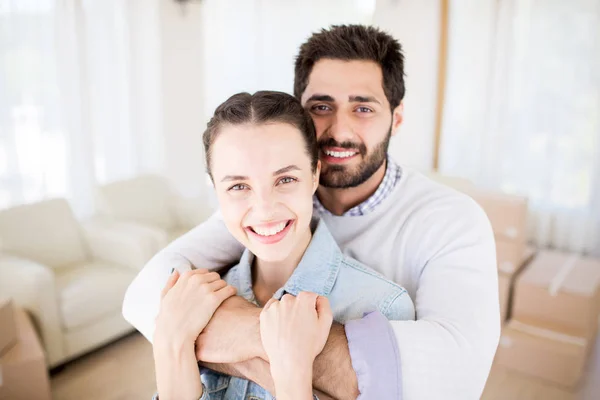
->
[252,227,312,305]
[316,161,387,216]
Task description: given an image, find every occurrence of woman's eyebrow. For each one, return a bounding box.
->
[273,165,300,175]
[221,175,248,182]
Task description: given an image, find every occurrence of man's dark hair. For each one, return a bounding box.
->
[294,24,405,110]
[203,91,318,179]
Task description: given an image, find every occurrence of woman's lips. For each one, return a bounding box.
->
[245,220,294,245]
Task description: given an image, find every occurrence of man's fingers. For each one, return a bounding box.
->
[160,269,180,299]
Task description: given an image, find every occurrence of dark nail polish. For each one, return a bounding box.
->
[170,268,175,274]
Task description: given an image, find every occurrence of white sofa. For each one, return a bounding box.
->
[0,198,159,368]
[96,174,212,247]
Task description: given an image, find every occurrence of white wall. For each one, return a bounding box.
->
[374,0,441,172]
[199,0,376,124]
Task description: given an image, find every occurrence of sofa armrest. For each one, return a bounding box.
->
[81,218,168,271]
[172,196,214,230]
[0,254,64,366]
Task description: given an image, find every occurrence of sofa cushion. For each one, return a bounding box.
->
[168,227,192,244]
[56,261,137,331]
[97,175,175,231]
[0,198,89,270]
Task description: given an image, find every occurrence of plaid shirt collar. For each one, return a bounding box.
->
[313,157,402,217]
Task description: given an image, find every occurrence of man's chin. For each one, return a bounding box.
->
[319,173,362,189]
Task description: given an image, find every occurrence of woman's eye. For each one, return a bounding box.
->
[278,177,297,185]
[229,184,248,191]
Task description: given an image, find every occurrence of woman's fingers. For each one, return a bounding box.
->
[207,279,228,292]
[262,297,278,311]
[213,285,237,305]
[160,269,180,299]
[315,295,333,324]
[184,270,221,286]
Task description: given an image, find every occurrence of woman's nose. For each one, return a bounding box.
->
[252,190,277,220]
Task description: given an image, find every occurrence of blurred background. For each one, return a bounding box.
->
[0,0,599,399]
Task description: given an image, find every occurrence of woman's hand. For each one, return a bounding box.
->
[259,292,333,399]
[154,268,237,346]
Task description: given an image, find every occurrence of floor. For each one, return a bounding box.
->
[50,331,600,400]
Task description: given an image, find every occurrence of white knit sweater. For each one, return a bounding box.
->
[123,166,500,399]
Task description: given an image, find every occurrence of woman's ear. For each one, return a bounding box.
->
[313,161,321,193]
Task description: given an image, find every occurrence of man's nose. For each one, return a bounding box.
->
[327,112,355,144]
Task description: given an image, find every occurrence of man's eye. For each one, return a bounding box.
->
[278,177,297,185]
[312,105,331,112]
[356,106,373,113]
[229,184,248,191]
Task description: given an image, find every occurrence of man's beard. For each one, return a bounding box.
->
[318,126,392,189]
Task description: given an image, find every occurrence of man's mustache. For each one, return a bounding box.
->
[317,138,366,156]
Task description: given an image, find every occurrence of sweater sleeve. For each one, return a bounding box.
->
[122,211,244,343]
[391,196,500,399]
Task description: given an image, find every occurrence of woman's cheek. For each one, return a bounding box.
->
[281,186,314,220]
[219,196,250,243]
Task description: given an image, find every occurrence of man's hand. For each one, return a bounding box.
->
[195,295,264,363]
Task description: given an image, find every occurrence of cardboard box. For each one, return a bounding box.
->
[495,318,595,388]
[0,298,17,357]
[498,273,511,323]
[465,188,528,242]
[497,245,536,322]
[0,309,51,400]
[496,240,534,275]
[513,250,600,337]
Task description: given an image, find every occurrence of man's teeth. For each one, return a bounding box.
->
[325,150,357,158]
[252,221,287,237]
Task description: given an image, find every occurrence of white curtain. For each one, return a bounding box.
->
[199,0,376,124]
[440,0,600,256]
[0,0,162,216]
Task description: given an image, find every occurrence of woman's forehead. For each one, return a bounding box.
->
[211,123,310,177]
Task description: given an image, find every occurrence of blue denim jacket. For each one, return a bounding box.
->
[201,218,415,399]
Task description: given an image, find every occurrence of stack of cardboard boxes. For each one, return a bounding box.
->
[459,187,536,323]
[496,251,600,387]
[0,298,52,400]
[428,172,600,389]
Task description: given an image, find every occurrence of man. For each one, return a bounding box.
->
[123,25,500,399]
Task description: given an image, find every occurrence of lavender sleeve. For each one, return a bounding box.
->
[344,311,403,400]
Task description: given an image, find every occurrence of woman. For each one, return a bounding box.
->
[152,91,415,400]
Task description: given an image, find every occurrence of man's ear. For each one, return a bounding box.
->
[391,102,404,137]
[313,160,321,193]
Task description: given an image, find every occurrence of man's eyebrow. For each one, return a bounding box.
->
[349,95,381,105]
[221,175,248,182]
[306,94,335,102]
[273,165,300,175]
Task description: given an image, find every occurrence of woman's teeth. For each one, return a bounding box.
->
[325,150,357,158]
[252,221,287,237]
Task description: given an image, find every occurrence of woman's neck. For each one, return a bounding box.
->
[252,225,312,306]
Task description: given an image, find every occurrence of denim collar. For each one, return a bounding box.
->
[236,218,342,303]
